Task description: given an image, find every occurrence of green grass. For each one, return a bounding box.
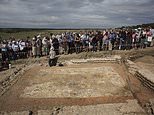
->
[0,29,81,41]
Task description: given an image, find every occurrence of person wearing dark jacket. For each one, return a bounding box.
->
[52,36,59,55]
[92,34,98,52]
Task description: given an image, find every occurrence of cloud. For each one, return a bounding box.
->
[88,0,105,4]
[0,0,154,28]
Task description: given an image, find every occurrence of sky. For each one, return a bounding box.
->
[0,0,154,28]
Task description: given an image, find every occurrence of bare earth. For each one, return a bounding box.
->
[21,63,131,98]
[0,49,154,115]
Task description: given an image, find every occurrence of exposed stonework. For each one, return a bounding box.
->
[126,59,154,90]
[66,55,122,64]
[0,64,35,97]
[37,100,146,115]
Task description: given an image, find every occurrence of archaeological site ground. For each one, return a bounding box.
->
[0,48,154,115]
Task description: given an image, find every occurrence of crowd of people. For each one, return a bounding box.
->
[0,27,154,63]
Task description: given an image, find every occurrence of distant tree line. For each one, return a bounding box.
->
[119,23,154,29]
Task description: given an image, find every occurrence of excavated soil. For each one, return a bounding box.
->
[0,63,134,111]
[0,48,154,115]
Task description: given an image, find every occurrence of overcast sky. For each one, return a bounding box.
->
[0,0,154,28]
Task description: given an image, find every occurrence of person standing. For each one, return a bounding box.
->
[126,30,132,50]
[121,30,127,50]
[42,36,49,56]
[75,33,81,54]
[36,35,42,57]
[97,31,103,51]
[92,34,98,52]
[12,41,19,60]
[103,32,109,51]
[146,28,153,47]
[19,40,26,58]
[7,41,13,60]
[1,40,9,62]
[52,35,59,55]
[48,44,56,67]
[32,36,37,58]
[62,35,68,55]
[132,31,137,49]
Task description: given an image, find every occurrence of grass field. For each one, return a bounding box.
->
[0,29,81,40]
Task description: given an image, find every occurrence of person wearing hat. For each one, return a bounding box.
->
[32,36,37,58]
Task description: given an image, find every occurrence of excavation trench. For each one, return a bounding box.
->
[0,56,153,115]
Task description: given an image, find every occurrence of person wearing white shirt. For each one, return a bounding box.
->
[48,45,57,67]
[12,41,19,60]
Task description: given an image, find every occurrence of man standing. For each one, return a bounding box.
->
[12,41,19,60]
[42,36,49,56]
[32,36,37,58]
[52,35,59,55]
[1,40,9,62]
[75,33,81,54]
[36,35,42,57]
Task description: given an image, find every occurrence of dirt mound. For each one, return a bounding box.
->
[135,56,154,64]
